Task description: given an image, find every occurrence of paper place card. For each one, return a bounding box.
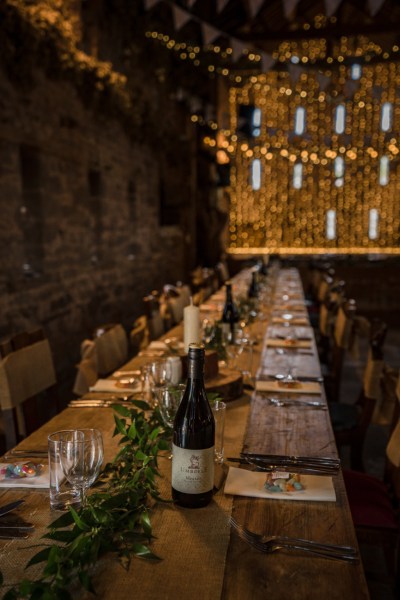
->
[89,379,140,394]
[266,338,312,350]
[256,380,322,395]
[224,467,336,502]
[0,463,49,489]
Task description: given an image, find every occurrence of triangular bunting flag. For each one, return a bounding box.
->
[143,0,161,9]
[217,0,230,12]
[231,38,247,62]
[187,0,197,7]
[172,5,191,30]
[367,0,385,16]
[202,22,221,45]
[324,0,343,17]
[248,0,265,18]
[260,52,275,72]
[282,0,300,20]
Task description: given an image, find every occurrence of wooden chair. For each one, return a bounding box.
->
[329,319,387,471]
[73,323,129,396]
[0,328,58,449]
[129,316,148,355]
[343,368,400,589]
[323,299,358,403]
[143,293,165,340]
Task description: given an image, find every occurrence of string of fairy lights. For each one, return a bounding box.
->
[228,61,400,253]
[145,17,400,254]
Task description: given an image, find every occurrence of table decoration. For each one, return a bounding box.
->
[0,399,170,599]
[255,380,322,395]
[224,467,336,502]
[0,463,49,489]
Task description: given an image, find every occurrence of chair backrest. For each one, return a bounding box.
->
[0,333,57,446]
[385,371,400,499]
[143,293,165,340]
[95,324,128,376]
[130,316,148,355]
[334,301,356,349]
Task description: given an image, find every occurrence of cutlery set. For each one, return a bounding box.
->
[264,397,327,410]
[229,517,358,562]
[0,500,34,539]
[228,452,340,476]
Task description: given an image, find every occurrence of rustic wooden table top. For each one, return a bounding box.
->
[0,268,369,599]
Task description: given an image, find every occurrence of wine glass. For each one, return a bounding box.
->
[159,384,186,458]
[149,360,172,405]
[60,429,104,507]
[159,384,186,429]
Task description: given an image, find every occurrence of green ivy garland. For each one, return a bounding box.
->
[1,399,171,599]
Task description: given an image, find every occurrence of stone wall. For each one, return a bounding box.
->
[0,65,196,396]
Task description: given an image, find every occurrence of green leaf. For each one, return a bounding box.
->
[130,543,161,561]
[140,511,152,537]
[114,415,128,436]
[48,510,75,530]
[135,449,147,461]
[132,399,151,411]
[26,547,53,569]
[70,506,90,531]
[44,530,78,543]
[127,422,137,440]
[112,404,131,417]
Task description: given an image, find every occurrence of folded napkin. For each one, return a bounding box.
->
[200,303,220,312]
[256,380,322,395]
[266,338,312,350]
[224,467,336,502]
[272,317,309,326]
[89,379,140,394]
[0,463,49,489]
[148,341,169,350]
[275,304,306,312]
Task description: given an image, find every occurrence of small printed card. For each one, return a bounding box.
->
[224,467,336,502]
[0,463,49,489]
[255,380,322,395]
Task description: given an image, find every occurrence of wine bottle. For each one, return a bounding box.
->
[248,269,259,299]
[221,282,240,344]
[172,344,215,508]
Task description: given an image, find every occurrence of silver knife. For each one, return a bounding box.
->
[0,528,29,539]
[0,499,25,517]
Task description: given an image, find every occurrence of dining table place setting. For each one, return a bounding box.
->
[0,266,370,600]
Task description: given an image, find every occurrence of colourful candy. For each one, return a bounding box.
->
[264,472,304,493]
[0,462,43,479]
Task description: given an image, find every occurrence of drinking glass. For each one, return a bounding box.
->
[159,384,186,458]
[148,360,173,405]
[59,429,104,507]
[159,384,186,429]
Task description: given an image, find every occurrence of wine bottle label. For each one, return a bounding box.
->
[172,445,214,494]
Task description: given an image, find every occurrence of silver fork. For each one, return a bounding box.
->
[265,397,327,410]
[229,517,358,562]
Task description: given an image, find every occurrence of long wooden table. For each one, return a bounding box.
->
[0,268,369,599]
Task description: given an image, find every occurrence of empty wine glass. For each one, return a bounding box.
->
[149,360,172,405]
[159,384,186,458]
[159,384,186,429]
[60,429,104,507]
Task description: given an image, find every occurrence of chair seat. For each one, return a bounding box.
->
[329,402,360,431]
[343,469,398,531]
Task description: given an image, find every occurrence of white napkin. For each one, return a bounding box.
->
[272,317,309,326]
[266,338,312,350]
[224,467,336,502]
[256,380,322,395]
[0,463,49,489]
[148,341,169,350]
[89,379,140,394]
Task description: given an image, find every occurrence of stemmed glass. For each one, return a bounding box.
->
[149,360,172,405]
[60,429,104,507]
[158,384,186,458]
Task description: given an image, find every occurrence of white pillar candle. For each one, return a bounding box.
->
[183,298,200,353]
